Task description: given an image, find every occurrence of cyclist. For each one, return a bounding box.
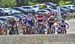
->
[48,16,55,27]
[35,13,44,28]
[61,19,69,34]
[58,19,69,34]
[48,16,55,34]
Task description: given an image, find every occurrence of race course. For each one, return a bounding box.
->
[66,19,75,34]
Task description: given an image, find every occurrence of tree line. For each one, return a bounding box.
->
[0,0,74,7]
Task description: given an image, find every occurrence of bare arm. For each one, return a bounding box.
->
[66,22,69,29]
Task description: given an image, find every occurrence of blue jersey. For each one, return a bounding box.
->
[23,19,27,24]
[27,18,34,26]
[61,23,67,28]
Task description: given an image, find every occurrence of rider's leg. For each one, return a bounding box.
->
[45,31,47,35]
[64,29,67,34]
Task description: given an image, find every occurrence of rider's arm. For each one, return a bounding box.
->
[66,23,69,29]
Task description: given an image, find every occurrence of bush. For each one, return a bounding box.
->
[0,0,16,7]
[59,0,71,6]
[28,1,39,6]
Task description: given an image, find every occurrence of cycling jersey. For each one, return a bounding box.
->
[48,17,55,26]
[36,15,43,22]
[50,12,55,16]
[61,23,67,29]
[23,19,27,24]
[27,18,34,26]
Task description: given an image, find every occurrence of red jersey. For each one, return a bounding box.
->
[36,15,44,22]
[36,15,43,20]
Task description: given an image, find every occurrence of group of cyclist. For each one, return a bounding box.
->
[0,10,70,35]
[17,12,70,34]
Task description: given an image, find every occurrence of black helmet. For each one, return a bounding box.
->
[62,19,64,22]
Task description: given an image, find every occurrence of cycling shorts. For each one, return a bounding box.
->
[37,20,43,22]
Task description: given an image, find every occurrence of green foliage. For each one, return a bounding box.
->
[0,0,73,7]
[39,4,47,9]
[28,1,39,6]
[0,0,16,7]
[59,0,71,6]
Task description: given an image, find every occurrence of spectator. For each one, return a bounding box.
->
[56,5,62,22]
[66,11,71,19]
